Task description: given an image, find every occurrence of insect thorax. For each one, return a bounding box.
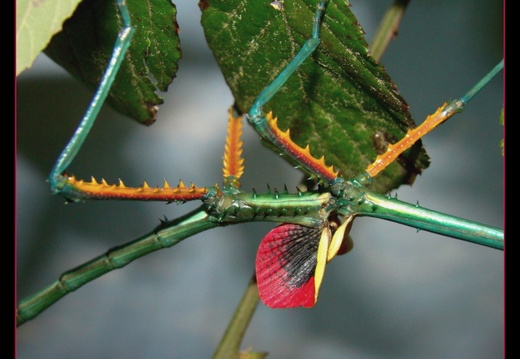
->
[204,189,332,228]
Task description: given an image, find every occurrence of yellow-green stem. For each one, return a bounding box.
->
[213,275,266,359]
[370,0,411,61]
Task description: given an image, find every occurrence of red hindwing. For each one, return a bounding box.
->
[255,223,323,308]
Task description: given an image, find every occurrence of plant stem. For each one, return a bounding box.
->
[213,275,265,359]
[370,0,411,61]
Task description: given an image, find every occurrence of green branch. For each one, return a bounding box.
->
[370,0,411,61]
[213,276,266,359]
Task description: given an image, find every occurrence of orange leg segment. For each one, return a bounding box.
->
[365,101,463,178]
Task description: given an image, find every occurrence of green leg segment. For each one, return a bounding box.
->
[357,190,503,249]
[16,207,218,326]
[247,1,328,119]
[49,0,135,198]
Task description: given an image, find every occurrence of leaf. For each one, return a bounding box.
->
[43,0,181,125]
[201,0,430,193]
[16,0,84,76]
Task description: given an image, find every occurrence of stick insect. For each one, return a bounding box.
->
[17,0,504,358]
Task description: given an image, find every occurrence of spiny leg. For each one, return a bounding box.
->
[48,0,208,203]
[242,0,360,306]
[346,60,504,249]
[253,57,504,308]
[64,176,210,202]
[365,60,504,179]
[245,0,356,307]
[50,0,134,199]
[246,1,339,186]
[223,108,245,189]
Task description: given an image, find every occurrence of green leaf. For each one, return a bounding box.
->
[16,0,84,76]
[201,0,430,193]
[44,0,181,125]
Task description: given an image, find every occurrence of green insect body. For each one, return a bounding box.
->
[206,189,332,228]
